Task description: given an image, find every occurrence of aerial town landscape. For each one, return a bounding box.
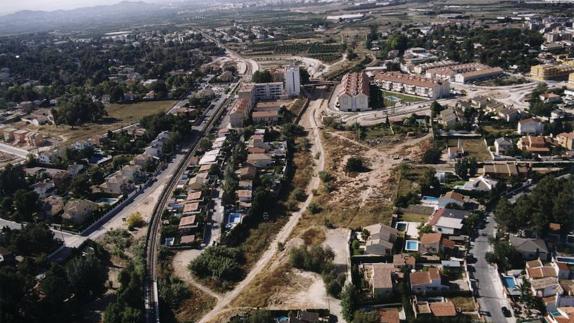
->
[2,0,574,322]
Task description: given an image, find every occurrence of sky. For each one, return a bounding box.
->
[0,0,133,15]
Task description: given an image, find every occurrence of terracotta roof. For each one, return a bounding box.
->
[421,233,442,245]
[527,266,557,279]
[527,259,543,268]
[340,71,370,96]
[428,267,440,280]
[230,97,250,114]
[442,238,456,249]
[459,66,503,78]
[183,202,200,213]
[429,301,457,317]
[180,235,195,244]
[248,146,267,154]
[236,190,252,198]
[442,191,465,202]
[410,271,432,286]
[378,308,400,323]
[178,215,197,228]
[247,153,272,161]
[410,268,440,287]
[371,264,395,289]
[252,110,279,118]
[186,191,203,201]
[375,71,444,88]
[549,222,562,232]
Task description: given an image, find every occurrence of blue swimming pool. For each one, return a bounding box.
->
[502,276,516,288]
[421,196,439,204]
[228,213,242,224]
[556,256,574,265]
[405,240,419,251]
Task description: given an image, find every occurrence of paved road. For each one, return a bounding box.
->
[470,214,516,323]
[0,142,32,159]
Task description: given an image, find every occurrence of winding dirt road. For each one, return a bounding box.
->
[198,98,327,323]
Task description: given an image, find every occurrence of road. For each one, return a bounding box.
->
[198,98,328,323]
[0,142,33,159]
[470,213,516,323]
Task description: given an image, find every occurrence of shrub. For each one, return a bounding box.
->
[189,246,244,282]
[307,202,323,214]
[127,212,145,230]
[345,157,367,173]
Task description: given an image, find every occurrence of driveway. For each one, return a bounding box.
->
[470,214,516,323]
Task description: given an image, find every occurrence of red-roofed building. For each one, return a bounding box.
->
[337,72,370,112]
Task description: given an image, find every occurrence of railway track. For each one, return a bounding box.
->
[144,82,240,323]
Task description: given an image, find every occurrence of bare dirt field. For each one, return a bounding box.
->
[295,129,431,232]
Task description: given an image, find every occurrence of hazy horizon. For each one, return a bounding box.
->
[0,0,207,16]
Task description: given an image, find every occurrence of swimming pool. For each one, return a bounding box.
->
[226,213,243,229]
[421,196,439,205]
[556,256,574,265]
[395,221,407,232]
[405,240,420,252]
[502,275,516,288]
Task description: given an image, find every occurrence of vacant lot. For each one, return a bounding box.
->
[106,100,176,123]
[451,296,477,312]
[447,138,491,161]
[37,100,176,144]
[293,130,430,234]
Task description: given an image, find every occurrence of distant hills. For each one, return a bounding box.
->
[0,1,180,36]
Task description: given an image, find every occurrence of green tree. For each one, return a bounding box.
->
[52,94,106,125]
[251,70,273,83]
[341,284,360,322]
[66,254,108,300]
[13,189,40,222]
[454,158,469,179]
[431,101,444,117]
[353,311,379,323]
[300,67,310,85]
[41,264,71,307]
[422,147,442,164]
[494,198,514,230]
[345,157,366,173]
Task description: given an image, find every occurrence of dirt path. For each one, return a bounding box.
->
[172,250,222,301]
[198,99,327,323]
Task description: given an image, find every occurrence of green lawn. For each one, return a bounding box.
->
[106,100,177,124]
[481,125,516,137]
[383,90,427,104]
[401,213,429,223]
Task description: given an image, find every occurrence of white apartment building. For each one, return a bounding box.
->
[253,82,284,100]
[374,72,450,99]
[284,65,301,97]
